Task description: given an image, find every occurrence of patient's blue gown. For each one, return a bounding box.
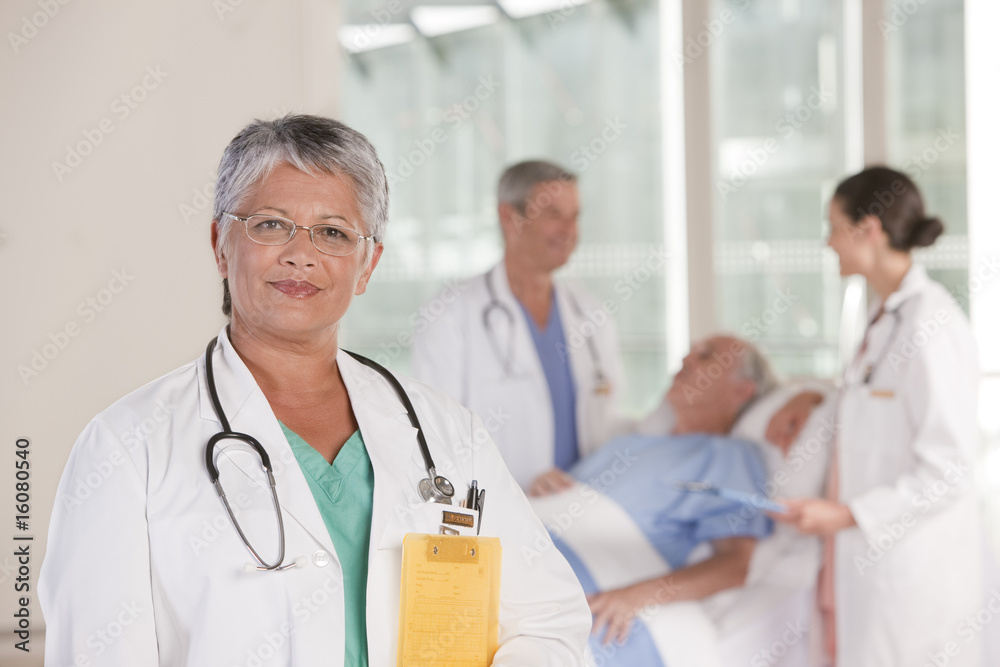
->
[554,433,773,667]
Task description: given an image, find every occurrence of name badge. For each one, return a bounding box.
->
[442,510,475,529]
[411,502,479,536]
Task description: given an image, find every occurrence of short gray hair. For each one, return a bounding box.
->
[736,340,779,401]
[213,115,389,316]
[497,160,576,215]
[214,114,388,240]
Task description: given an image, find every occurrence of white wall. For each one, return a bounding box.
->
[0,0,341,652]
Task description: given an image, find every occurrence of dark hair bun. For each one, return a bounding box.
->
[909,216,944,248]
[834,166,946,252]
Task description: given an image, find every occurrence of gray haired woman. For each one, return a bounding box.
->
[40,115,591,667]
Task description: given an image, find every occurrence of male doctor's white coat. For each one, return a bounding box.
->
[832,264,984,667]
[411,262,630,490]
[39,329,591,666]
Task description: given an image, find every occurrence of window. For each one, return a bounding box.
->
[710,0,848,378]
[339,0,667,413]
[884,0,968,306]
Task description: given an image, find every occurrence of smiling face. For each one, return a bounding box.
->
[211,162,383,346]
[501,180,579,273]
[666,335,756,427]
[827,197,878,277]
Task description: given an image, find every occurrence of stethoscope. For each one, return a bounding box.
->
[482,267,611,394]
[855,301,906,385]
[203,336,469,572]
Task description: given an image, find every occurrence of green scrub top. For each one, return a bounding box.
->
[280,423,374,667]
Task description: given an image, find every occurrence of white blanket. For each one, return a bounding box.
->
[530,484,724,667]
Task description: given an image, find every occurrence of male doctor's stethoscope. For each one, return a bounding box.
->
[202,336,485,572]
[482,267,612,394]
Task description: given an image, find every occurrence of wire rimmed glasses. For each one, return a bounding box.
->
[224,212,374,257]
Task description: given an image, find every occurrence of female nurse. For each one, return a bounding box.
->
[768,166,983,667]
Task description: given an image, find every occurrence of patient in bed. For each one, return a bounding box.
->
[529,335,779,666]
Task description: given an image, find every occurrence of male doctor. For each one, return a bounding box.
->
[411,160,630,494]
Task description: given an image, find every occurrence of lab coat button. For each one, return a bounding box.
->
[312,550,331,567]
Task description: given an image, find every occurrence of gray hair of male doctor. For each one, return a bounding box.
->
[497,160,577,216]
[212,115,389,316]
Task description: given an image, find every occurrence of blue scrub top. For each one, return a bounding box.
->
[518,292,580,470]
[569,432,773,569]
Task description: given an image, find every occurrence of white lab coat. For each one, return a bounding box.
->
[411,262,629,489]
[833,264,983,667]
[39,328,591,666]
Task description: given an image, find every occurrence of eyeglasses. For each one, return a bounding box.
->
[223,212,374,257]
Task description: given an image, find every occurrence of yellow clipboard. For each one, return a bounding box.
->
[397,533,501,667]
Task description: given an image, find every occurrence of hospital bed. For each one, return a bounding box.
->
[710,385,832,667]
[531,384,834,667]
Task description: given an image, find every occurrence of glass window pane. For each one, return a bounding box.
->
[884,0,968,309]
[339,1,666,413]
[710,0,847,378]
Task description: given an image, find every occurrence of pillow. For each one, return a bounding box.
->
[731,385,806,444]
[733,383,834,500]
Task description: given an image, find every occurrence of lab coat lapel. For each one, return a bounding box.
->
[554,281,590,393]
[337,351,418,554]
[198,328,337,555]
[197,328,255,427]
[852,264,930,382]
[491,261,543,378]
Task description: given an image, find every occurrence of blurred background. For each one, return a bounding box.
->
[1,0,998,660]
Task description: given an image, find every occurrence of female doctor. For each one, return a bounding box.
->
[39,115,591,666]
[768,167,983,667]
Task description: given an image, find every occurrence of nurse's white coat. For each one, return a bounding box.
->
[39,329,591,666]
[411,262,630,490]
[834,264,983,667]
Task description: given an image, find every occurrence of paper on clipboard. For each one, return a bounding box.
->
[397,533,501,667]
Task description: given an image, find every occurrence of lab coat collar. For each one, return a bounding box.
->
[197,326,338,557]
[197,327,411,424]
[197,328,419,561]
[878,262,930,317]
[489,260,517,308]
[487,261,537,377]
[490,259,584,346]
[197,326,259,425]
[552,280,589,376]
[490,260,594,406]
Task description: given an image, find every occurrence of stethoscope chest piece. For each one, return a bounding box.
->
[419,470,455,504]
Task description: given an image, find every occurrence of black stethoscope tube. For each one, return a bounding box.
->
[203,335,458,571]
[204,337,288,570]
[343,351,454,502]
[860,307,905,385]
